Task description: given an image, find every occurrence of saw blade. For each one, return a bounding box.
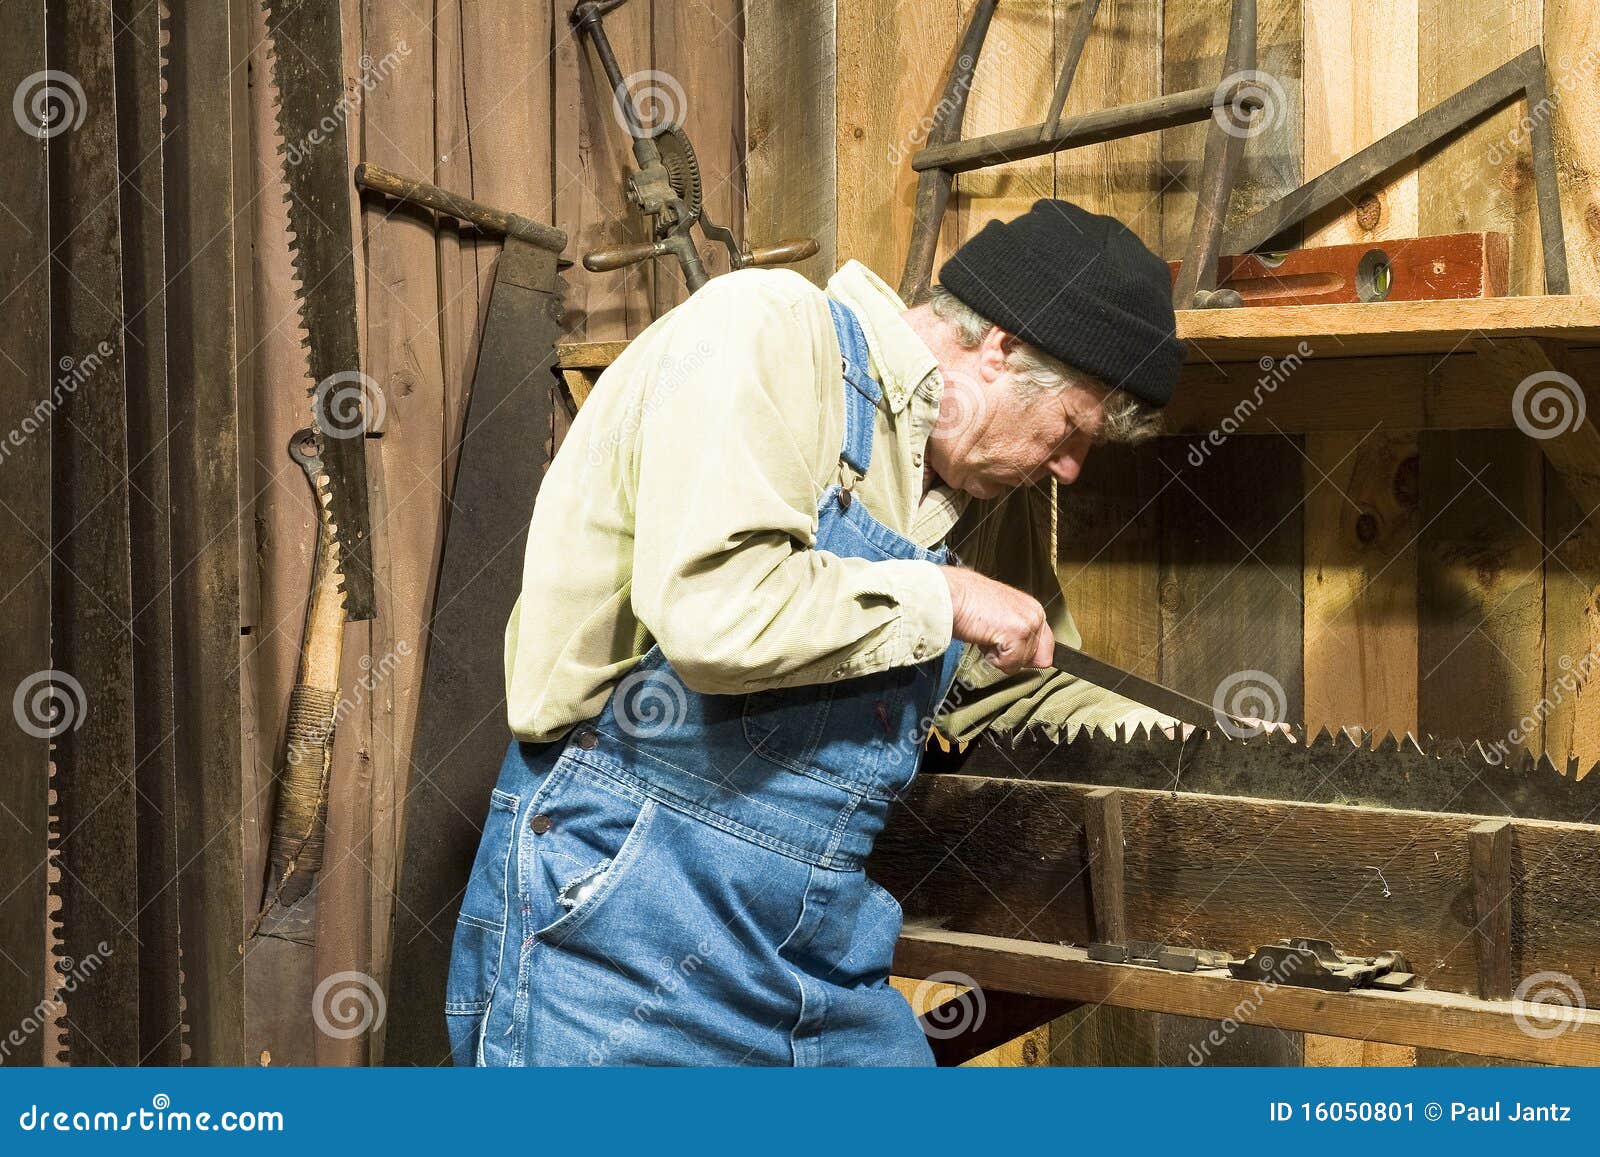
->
[962,723,1600,825]
[261,0,374,620]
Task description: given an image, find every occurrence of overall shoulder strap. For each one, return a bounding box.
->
[826,298,882,477]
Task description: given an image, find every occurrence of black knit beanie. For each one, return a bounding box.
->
[938,198,1184,407]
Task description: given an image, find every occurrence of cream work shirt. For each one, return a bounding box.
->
[505,260,1173,744]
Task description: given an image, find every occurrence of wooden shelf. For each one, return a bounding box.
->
[1178,294,1600,363]
[894,926,1600,1065]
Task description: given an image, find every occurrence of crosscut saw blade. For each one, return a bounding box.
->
[261,0,374,620]
[966,723,1600,824]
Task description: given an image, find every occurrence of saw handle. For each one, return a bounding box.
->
[584,236,820,276]
[743,238,821,268]
[354,162,568,254]
[584,240,671,273]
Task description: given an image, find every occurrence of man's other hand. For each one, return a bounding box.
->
[941,566,1055,674]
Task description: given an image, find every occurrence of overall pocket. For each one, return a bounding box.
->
[523,774,659,948]
[444,786,520,1063]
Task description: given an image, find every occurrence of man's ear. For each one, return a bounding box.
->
[977,326,1013,383]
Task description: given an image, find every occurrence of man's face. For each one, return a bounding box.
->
[924,327,1107,500]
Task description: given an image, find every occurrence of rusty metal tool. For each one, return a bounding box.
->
[900,0,1259,308]
[1230,937,1414,992]
[1050,640,1253,733]
[571,0,818,291]
[1222,47,1568,295]
[353,164,570,1066]
[262,0,375,621]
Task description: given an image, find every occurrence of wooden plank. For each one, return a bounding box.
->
[354,0,447,1069]
[556,0,652,335]
[837,0,961,284]
[1161,0,1303,260]
[1302,0,1418,248]
[166,0,247,1065]
[874,774,1600,999]
[1158,436,1305,728]
[652,0,744,312]
[894,927,1600,1065]
[1083,788,1127,943]
[1302,432,1420,739]
[1177,295,1600,363]
[1546,0,1600,293]
[0,0,53,1068]
[240,0,316,1069]
[745,0,836,286]
[955,0,1055,242]
[1469,819,1515,1000]
[1544,462,1600,768]
[1418,0,1543,296]
[1053,0,1162,249]
[1418,431,1544,752]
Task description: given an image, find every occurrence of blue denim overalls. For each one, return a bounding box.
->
[446,300,965,1066]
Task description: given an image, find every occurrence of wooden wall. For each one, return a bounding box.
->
[240,0,743,1064]
[233,0,1600,1066]
[763,0,1600,1067]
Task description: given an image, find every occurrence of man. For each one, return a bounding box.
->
[446,199,1185,1066]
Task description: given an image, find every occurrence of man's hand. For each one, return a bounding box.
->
[941,566,1055,674]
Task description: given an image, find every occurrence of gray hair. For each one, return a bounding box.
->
[926,285,1164,445]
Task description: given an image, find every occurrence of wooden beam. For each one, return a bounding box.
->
[873,773,1600,999]
[893,927,1600,1065]
[1468,820,1516,1001]
[1083,788,1127,943]
[745,0,836,286]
